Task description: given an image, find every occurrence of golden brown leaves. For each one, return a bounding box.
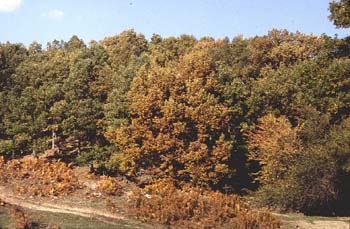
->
[247,114,302,184]
[96,176,123,196]
[0,157,82,197]
[129,179,281,228]
[248,29,327,71]
[109,41,233,186]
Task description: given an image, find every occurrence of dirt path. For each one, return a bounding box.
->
[287,220,350,229]
[275,213,350,229]
[0,186,126,226]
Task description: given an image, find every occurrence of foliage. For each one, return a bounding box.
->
[76,145,113,173]
[96,176,123,196]
[247,114,301,184]
[325,118,350,214]
[129,179,281,228]
[253,149,337,214]
[248,113,340,214]
[329,0,350,28]
[109,41,233,187]
[0,157,82,197]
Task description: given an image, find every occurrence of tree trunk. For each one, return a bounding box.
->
[52,130,56,149]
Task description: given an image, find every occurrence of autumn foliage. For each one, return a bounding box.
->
[0,156,82,196]
[108,41,233,187]
[129,179,281,228]
[247,114,301,185]
[96,176,123,196]
[247,113,348,213]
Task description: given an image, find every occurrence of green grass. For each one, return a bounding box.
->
[0,207,12,229]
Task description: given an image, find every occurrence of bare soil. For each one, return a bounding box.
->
[275,213,350,229]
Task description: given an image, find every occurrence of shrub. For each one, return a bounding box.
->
[96,176,123,196]
[0,157,82,197]
[129,179,281,228]
[0,140,14,158]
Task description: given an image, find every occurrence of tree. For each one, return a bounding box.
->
[57,49,104,152]
[0,43,27,92]
[1,46,70,156]
[101,30,150,133]
[329,0,350,28]
[0,43,28,148]
[64,35,86,52]
[101,29,148,69]
[247,114,301,184]
[326,118,350,214]
[108,41,233,186]
[148,34,197,67]
[248,113,339,214]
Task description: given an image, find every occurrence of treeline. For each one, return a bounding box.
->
[1,0,350,215]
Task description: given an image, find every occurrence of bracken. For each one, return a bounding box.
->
[0,157,82,197]
[129,179,282,228]
[96,176,123,196]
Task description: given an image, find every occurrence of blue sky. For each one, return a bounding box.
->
[0,0,348,46]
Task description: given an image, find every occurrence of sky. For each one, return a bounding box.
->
[0,0,348,46]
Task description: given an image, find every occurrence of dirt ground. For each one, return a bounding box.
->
[287,220,349,229]
[276,213,350,229]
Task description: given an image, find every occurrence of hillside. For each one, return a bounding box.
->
[1,1,350,228]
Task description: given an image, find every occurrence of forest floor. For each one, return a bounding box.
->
[0,165,349,228]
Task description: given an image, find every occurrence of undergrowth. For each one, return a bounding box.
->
[0,156,82,196]
[96,176,123,196]
[129,179,282,228]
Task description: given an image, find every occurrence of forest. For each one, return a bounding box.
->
[0,0,350,228]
